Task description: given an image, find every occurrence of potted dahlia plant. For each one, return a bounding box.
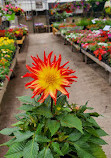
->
[0,52,108,157]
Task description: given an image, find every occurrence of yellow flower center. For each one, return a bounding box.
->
[38,66,63,91]
[45,74,56,85]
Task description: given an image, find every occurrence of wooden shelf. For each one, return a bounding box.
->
[0,47,19,110]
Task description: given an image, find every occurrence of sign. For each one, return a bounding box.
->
[103,25,111,31]
[92,19,96,24]
[36,0,43,9]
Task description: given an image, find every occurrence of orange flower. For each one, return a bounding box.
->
[22,51,77,104]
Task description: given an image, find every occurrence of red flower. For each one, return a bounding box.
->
[22,51,77,104]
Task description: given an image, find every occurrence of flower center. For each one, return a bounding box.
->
[45,74,56,85]
[38,67,62,90]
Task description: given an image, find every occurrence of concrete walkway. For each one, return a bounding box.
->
[0,33,111,157]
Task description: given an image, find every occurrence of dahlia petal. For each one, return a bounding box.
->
[22,72,37,79]
[44,51,47,64]
[52,54,56,64]
[25,80,34,87]
[60,61,69,68]
[47,51,53,66]
[57,86,69,98]
[26,65,38,75]
[38,91,49,103]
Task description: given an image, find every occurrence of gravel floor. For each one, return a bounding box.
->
[0,33,111,158]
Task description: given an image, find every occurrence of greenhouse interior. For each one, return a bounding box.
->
[0,0,111,157]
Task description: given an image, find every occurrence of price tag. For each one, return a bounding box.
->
[103,25,111,31]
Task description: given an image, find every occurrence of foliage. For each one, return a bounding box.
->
[76,18,92,27]
[0,94,108,158]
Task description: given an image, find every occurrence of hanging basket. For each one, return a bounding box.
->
[5,13,15,21]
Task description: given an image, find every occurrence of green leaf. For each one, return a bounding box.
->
[90,143,107,158]
[89,112,100,117]
[87,117,100,128]
[85,127,99,137]
[79,105,87,113]
[61,142,69,155]
[96,128,108,137]
[58,114,83,133]
[74,144,95,158]
[14,131,34,142]
[76,132,91,142]
[5,141,26,158]
[68,130,82,141]
[35,124,44,135]
[0,127,19,135]
[88,136,107,145]
[0,138,16,147]
[38,147,53,158]
[18,104,36,111]
[23,140,39,158]
[36,105,53,118]
[35,134,50,143]
[52,142,63,156]
[56,95,67,106]
[11,121,24,127]
[5,151,23,158]
[47,120,60,136]
[17,96,37,105]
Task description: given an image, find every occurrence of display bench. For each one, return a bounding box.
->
[34,25,52,33]
[61,33,80,51]
[0,47,19,111]
[81,49,111,85]
[58,32,111,85]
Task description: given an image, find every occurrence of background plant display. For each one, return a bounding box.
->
[51,1,90,15]
[52,18,111,66]
[0,37,16,87]
[0,52,108,158]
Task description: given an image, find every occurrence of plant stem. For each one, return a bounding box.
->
[51,98,53,112]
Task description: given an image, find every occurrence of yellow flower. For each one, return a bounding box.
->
[57,107,61,111]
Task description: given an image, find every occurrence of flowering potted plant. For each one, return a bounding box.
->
[13,7,24,16]
[0,52,108,157]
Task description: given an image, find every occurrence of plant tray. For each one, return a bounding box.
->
[0,47,19,110]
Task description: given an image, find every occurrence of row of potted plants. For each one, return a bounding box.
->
[58,24,111,66]
[0,27,28,40]
[0,26,28,87]
[52,18,111,31]
[0,37,16,87]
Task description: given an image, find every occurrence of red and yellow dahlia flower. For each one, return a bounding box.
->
[22,51,77,104]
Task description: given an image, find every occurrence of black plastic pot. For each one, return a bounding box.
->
[15,11,21,16]
[17,36,22,40]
